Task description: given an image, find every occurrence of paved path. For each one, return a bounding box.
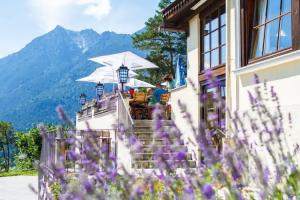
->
[0,176,38,200]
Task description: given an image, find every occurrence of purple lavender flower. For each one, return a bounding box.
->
[109,153,116,161]
[184,186,195,200]
[204,69,213,80]
[201,184,214,199]
[270,86,277,98]
[129,135,137,145]
[253,73,260,84]
[290,164,296,172]
[294,143,299,156]
[176,150,186,161]
[157,172,166,181]
[135,186,144,196]
[184,185,194,194]
[248,91,256,106]
[67,150,78,161]
[67,137,76,144]
[262,167,270,185]
[83,180,94,194]
[232,168,242,181]
[109,168,117,181]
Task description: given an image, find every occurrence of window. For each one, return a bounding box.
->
[241,0,300,65]
[201,5,226,71]
[251,0,292,59]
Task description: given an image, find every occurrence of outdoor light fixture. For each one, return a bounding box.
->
[79,93,87,106]
[117,65,129,92]
[96,82,104,98]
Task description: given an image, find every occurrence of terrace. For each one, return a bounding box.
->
[77,89,172,124]
[66,50,193,173]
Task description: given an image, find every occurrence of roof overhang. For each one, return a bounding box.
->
[162,0,201,32]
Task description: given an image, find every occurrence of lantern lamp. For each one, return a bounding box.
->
[117,65,129,93]
[96,82,104,98]
[79,93,87,106]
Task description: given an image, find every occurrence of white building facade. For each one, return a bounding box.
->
[163,0,300,164]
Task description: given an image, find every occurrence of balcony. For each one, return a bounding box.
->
[77,94,117,122]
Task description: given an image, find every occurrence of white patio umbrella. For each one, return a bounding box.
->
[126,78,155,88]
[93,66,137,76]
[77,76,118,84]
[76,66,137,83]
[89,51,159,71]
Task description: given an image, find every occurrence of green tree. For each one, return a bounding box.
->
[132,0,187,84]
[15,127,42,170]
[0,122,15,171]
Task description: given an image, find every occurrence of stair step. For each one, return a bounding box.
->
[135,150,185,155]
[135,134,154,139]
[138,140,166,145]
[137,140,185,146]
[139,145,187,151]
[129,120,196,170]
[135,134,181,141]
[132,153,193,161]
[136,137,179,142]
[132,160,197,169]
[134,131,179,136]
[134,120,173,127]
[133,148,188,156]
[134,126,174,132]
[134,127,153,132]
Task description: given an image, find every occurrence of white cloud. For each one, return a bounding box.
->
[80,0,111,20]
[29,0,112,30]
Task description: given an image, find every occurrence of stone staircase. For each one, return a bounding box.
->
[131,120,196,169]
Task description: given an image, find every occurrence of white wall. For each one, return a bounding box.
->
[235,54,300,162]
[76,110,117,131]
[116,137,132,173]
[228,0,300,164]
[169,15,200,160]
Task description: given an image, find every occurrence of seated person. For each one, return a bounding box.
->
[152,83,167,104]
[163,73,175,90]
[128,88,135,98]
[146,88,155,105]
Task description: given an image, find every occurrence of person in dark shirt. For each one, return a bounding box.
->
[152,83,167,104]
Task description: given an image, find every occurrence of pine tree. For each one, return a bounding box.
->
[132,0,186,84]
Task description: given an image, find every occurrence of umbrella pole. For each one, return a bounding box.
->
[121,83,124,94]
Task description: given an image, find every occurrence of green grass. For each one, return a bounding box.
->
[0,170,37,177]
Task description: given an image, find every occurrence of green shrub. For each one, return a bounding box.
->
[14,127,41,170]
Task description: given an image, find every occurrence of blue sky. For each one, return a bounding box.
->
[0,0,160,58]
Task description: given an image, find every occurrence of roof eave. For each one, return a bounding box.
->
[162,0,199,32]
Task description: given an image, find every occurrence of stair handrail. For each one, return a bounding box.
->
[117,91,134,133]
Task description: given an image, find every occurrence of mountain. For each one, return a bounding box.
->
[0,25,144,130]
